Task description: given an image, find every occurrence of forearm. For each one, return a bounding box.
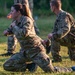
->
[12,22,30,37]
[12,26,24,36]
[53,25,70,40]
[4,28,13,36]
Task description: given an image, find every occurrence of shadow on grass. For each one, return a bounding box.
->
[0,71,7,75]
[62,56,69,59]
[0,58,9,62]
[49,56,69,60]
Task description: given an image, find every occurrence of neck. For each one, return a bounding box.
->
[54,8,62,15]
[15,14,22,22]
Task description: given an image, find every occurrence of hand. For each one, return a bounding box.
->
[41,39,48,46]
[48,33,53,39]
[3,30,9,36]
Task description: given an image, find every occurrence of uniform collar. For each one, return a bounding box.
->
[57,10,64,17]
[15,16,24,25]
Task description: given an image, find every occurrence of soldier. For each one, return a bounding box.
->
[3,3,75,73]
[48,0,75,62]
[1,0,39,56]
[0,0,39,72]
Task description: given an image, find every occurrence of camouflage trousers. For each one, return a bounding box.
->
[7,35,17,53]
[3,50,54,72]
[3,47,73,73]
[51,37,75,62]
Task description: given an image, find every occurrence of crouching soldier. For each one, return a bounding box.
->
[3,3,75,73]
[48,0,75,62]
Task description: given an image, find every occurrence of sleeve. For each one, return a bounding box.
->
[53,15,71,40]
[12,18,32,37]
[34,21,40,34]
[6,27,14,35]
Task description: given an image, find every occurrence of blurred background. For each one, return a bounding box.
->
[0,0,75,17]
[0,1,75,75]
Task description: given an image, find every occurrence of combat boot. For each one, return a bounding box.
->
[26,63,38,72]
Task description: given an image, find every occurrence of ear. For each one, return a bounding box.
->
[18,10,20,13]
[17,11,21,15]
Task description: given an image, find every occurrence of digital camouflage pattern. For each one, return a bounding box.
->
[3,16,73,73]
[51,10,75,62]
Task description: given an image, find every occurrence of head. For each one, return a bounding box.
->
[10,3,23,20]
[9,3,33,20]
[50,0,62,13]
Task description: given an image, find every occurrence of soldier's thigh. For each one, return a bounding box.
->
[4,52,27,66]
[3,52,28,71]
[33,52,50,67]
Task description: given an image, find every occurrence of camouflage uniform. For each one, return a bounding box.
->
[3,16,54,72]
[5,0,39,54]
[51,10,75,62]
[7,35,17,53]
[3,16,73,72]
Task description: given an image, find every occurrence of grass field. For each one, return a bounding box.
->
[0,16,75,75]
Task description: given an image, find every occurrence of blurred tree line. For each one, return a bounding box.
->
[0,0,13,17]
[0,0,75,17]
[34,0,75,16]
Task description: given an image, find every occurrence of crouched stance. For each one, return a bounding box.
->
[3,3,74,73]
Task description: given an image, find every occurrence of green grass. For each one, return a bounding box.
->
[0,16,75,75]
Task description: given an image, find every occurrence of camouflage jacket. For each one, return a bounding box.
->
[14,0,39,34]
[52,10,75,41]
[7,16,43,56]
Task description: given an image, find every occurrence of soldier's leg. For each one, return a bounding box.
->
[32,51,55,72]
[51,39,62,62]
[7,35,17,53]
[32,51,73,72]
[32,50,74,73]
[54,66,73,72]
[27,39,51,72]
[68,47,75,61]
[1,35,17,56]
[3,52,27,72]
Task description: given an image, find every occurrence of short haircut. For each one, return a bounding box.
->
[50,0,62,8]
